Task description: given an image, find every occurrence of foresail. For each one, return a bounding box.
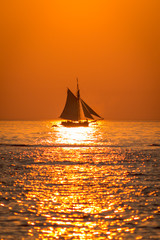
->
[60,89,79,121]
[81,99,102,119]
[81,100,94,119]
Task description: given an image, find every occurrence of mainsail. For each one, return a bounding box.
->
[60,89,79,121]
[60,85,103,121]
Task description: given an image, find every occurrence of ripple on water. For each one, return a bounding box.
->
[0,121,160,239]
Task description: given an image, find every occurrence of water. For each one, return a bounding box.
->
[0,120,160,239]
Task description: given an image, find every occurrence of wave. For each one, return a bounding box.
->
[149,143,160,147]
[0,143,123,148]
[1,143,159,148]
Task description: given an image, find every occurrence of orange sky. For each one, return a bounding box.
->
[0,0,160,120]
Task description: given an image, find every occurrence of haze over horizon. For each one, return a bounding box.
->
[1,0,160,121]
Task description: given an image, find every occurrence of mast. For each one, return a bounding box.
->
[60,79,103,122]
[77,78,81,121]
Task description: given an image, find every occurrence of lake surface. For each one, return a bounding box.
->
[0,120,160,239]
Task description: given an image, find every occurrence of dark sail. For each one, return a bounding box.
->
[81,100,94,119]
[81,99,102,119]
[60,89,79,121]
[60,82,103,123]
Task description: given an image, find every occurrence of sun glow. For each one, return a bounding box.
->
[56,123,94,145]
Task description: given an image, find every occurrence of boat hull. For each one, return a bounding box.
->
[61,121,89,127]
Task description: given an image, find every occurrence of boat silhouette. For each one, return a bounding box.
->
[60,79,103,127]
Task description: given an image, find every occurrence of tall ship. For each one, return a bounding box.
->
[60,79,103,127]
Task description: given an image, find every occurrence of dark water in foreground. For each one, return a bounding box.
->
[0,121,160,239]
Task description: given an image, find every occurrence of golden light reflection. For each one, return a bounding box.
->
[55,121,97,145]
[1,121,159,240]
[19,144,143,239]
[6,121,157,239]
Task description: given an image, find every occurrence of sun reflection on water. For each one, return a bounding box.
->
[21,145,144,239]
[1,121,159,239]
[55,122,96,145]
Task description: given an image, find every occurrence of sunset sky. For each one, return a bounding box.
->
[1,0,160,120]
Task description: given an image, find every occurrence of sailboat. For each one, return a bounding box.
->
[60,79,103,127]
